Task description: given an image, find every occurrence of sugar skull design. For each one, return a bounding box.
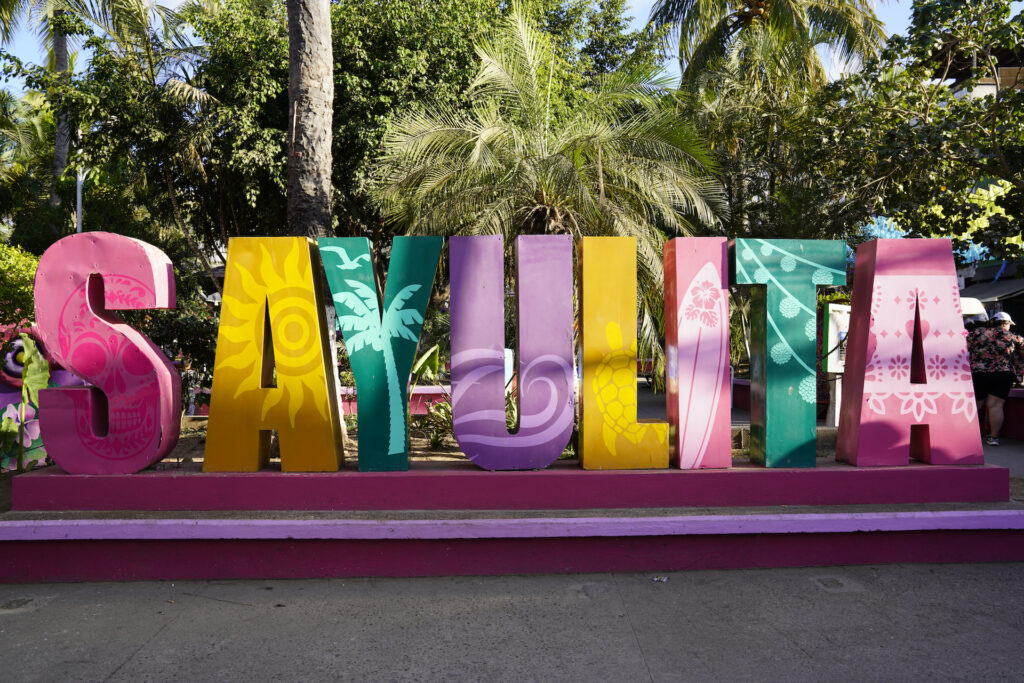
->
[34,233,180,474]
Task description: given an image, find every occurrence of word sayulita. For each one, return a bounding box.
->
[32,233,982,474]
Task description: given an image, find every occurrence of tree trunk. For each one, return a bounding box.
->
[48,19,70,235]
[286,0,334,239]
[286,0,348,445]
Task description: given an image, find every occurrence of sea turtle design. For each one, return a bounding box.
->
[592,321,651,455]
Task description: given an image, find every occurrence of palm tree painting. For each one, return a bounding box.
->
[334,280,422,456]
[318,236,442,471]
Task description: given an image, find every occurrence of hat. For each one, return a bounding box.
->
[994,311,1015,325]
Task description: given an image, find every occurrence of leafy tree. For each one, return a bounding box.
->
[44,0,222,289]
[373,3,725,371]
[650,0,885,84]
[0,88,63,252]
[1,0,84,232]
[0,242,37,325]
[787,0,1024,257]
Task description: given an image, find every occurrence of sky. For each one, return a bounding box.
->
[0,1,1015,94]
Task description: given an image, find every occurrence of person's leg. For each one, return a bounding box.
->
[986,395,1006,440]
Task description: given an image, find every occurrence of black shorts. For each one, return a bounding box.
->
[973,371,1016,401]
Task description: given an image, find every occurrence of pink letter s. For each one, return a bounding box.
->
[34,233,180,473]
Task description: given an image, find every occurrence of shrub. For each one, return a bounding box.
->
[0,243,38,327]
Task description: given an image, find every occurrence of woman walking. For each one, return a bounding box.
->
[968,312,1024,446]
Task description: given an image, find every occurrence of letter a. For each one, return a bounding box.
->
[838,239,982,465]
[205,238,343,472]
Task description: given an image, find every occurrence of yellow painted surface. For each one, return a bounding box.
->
[580,237,668,469]
[204,238,344,472]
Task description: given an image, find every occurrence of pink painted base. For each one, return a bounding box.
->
[11,462,1010,511]
[3,529,1023,583]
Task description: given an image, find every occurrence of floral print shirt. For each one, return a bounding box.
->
[968,326,1024,374]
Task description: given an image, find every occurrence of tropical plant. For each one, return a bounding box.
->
[334,280,424,454]
[649,0,885,85]
[0,242,38,326]
[0,333,49,471]
[0,0,77,229]
[284,0,333,238]
[40,0,222,289]
[373,3,726,371]
[775,0,1024,257]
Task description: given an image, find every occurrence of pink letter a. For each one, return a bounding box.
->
[838,239,982,466]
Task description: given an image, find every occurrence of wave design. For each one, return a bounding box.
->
[451,350,573,450]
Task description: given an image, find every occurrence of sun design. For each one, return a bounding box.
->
[215,239,328,427]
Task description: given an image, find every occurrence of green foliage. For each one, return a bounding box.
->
[791,0,1024,257]
[0,334,50,471]
[18,332,47,408]
[0,242,37,325]
[650,0,884,84]
[411,343,440,384]
[373,4,725,381]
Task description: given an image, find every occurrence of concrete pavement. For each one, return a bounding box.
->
[2,564,1023,681]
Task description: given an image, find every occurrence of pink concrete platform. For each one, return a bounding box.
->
[3,510,1024,582]
[11,463,1010,512]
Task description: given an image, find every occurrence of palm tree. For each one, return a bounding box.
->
[333,278,424,455]
[371,3,726,369]
[649,0,886,85]
[63,0,221,292]
[1,0,73,229]
[1,89,52,219]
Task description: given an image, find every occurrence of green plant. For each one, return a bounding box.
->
[0,243,37,327]
[0,333,49,471]
[423,392,453,449]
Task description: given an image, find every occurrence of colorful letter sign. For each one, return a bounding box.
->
[449,235,574,470]
[580,237,669,469]
[33,232,180,474]
[837,239,983,465]
[205,238,344,472]
[319,236,442,471]
[665,238,731,469]
[734,239,846,467]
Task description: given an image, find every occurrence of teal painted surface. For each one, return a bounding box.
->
[319,237,442,471]
[735,239,846,468]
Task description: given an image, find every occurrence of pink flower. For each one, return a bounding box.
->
[926,354,948,379]
[888,355,910,381]
[2,403,39,447]
[1,404,19,422]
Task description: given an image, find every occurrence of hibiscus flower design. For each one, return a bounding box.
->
[888,355,910,381]
[692,281,720,309]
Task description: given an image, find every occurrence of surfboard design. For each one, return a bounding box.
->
[675,262,730,468]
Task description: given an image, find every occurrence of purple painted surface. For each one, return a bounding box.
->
[12,463,1010,511]
[3,509,1024,542]
[449,236,574,470]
